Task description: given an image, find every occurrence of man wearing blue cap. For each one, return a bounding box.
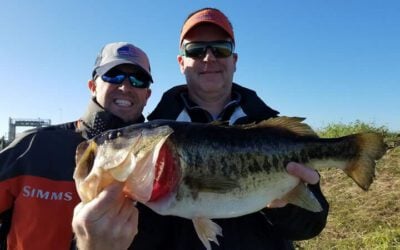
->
[0,42,153,250]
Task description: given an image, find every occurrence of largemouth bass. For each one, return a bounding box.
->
[74,117,386,250]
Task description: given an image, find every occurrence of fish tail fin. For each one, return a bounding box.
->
[343,133,386,190]
[283,183,322,212]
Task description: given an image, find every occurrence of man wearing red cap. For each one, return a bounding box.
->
[72,8,328,250]
[147,7,329,249]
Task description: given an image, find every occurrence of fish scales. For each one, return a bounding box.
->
[169,124,291,172]
[74,117,386,250]
[167,123,351,181]
[167,126,346,202]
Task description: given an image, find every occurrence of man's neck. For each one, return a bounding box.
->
[188,90,231,118]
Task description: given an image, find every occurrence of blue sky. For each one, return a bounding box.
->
[0,0,399,139]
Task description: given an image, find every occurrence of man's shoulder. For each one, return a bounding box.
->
[0,121,84,181]
[21,121,78,138]
[2,121,81,152]
[232,83,279,122]
[147,85,187,120]
[158,84,187,101]
[232,83,257,95]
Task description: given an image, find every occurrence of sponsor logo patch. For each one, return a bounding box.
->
[22,185,73,201]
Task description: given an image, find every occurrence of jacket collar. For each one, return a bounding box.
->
[179,91,241,122]
[147,83,279,122]
[78,98,145,139]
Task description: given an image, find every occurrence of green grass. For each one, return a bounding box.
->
[295,145,400,250]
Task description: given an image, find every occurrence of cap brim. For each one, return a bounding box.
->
[94,59,153,82]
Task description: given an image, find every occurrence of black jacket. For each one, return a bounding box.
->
[133,83,329,250]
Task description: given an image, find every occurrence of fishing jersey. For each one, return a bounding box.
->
[0,123,83,250]
[138,83,330,250]
[0,99,145,250]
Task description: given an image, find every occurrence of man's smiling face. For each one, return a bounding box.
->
[90,64,151,122]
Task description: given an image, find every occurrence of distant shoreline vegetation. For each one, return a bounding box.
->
[316,120,398,139]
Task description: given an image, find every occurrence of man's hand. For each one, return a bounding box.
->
[72,182,139,250]
[267,162,319,208]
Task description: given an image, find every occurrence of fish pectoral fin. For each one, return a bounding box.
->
[209,120,230,126]
[186,176,239,193]
[283,182,322,212]
[75,141,96,178]
[192,217,223,250]
[74,141,98,201]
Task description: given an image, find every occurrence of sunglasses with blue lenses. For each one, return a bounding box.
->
[101,69,151,88]
[180,40,234,59]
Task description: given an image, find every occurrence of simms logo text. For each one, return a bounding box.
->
[22,185,73,201]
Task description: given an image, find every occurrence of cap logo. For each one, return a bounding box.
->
[117,45,136,57]
[197,13,218,22]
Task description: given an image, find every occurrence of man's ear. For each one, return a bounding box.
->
[144,88,152,105]
[88,79,96,96]
[233,52,238,73]
[177,55,185,74]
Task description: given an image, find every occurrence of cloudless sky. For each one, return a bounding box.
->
[1,0,399,139]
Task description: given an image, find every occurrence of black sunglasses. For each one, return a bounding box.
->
[101,69,151,88]
[180,40,234,59]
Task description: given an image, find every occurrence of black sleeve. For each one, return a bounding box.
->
[147,85,187,121]
[260,182,329,240]
[0,209,12,250]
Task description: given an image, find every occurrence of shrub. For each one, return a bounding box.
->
[316,120,391,138]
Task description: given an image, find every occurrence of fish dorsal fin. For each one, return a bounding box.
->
[252,116,318,137]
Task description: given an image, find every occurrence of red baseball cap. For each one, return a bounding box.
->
[179,8,234,45]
